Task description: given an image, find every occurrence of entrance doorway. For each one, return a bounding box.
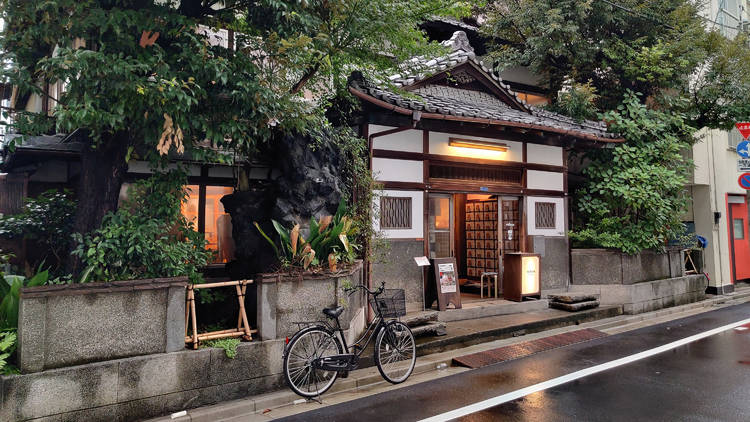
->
[728,195,750,282]
[426,192,523,303]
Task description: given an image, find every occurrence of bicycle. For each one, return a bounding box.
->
[282,282,417,398]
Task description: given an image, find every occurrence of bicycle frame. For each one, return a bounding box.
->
[305,285,395,372]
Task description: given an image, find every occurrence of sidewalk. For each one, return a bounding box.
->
[147,286,750,422]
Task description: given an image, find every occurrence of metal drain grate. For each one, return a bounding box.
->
[453,329,607,369]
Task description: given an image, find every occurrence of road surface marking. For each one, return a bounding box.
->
[419,316,750,422]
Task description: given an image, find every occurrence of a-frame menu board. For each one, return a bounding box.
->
[425,257,462,311]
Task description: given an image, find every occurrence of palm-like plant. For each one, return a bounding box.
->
[255,200,358,270]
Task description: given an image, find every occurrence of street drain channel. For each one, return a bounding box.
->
[452,328,608,369]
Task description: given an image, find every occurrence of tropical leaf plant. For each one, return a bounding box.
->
[255,200,360,271]
[0,268,49,330]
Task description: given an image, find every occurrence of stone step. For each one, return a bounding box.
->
[549,299,600,312]
[410,321,448,338]
[404,310,439,327]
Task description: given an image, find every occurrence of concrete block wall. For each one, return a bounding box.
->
[0,339,285,422]
[257,260,366,341]
[571,249,684,285]
[18,277,188,373]
[568,274,707,315]
[530,236,570,291]
[371,240,425,310]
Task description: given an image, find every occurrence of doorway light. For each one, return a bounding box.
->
[449,137,509,152]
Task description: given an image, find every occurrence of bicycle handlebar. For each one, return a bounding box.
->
[344,282,385,296]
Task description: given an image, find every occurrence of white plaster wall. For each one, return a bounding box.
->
[369,124,423,153]
[372,158,423,183]
[429,131,523,162]
[526,196,566,236]
[526,170,564,191]
[527,144,563,166]
[373,190,424,239]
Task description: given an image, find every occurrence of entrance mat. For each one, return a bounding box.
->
[452,328,607,369]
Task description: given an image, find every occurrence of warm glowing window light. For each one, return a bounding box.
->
[449,137,509,152]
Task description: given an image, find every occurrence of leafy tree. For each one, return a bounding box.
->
[0,0,472,271]
[482,0,750,252]
[571,91,693,253]
[481,0,750,129]
[71,171,213,283]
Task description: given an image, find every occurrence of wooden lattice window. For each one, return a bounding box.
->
[380,197,412,229]
[429,163,522,185]
[535,202,556,229]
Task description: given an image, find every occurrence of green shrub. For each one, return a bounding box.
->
[201,338,241,359]
[571,91,693,254]
[72,171,213,283]
[0,189,76,271]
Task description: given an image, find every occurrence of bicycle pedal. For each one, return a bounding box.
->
[338,370,349,378]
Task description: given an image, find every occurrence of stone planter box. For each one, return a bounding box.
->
[256,260,365,342]
[571,248,683,285]
[18,277,187,373]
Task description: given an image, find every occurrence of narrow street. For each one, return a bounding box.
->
[280,303,750,422]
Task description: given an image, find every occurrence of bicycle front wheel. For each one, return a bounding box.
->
[284,327,343,398]
[374,321,416,384]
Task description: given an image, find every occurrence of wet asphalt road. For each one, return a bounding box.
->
[279,303,750,422]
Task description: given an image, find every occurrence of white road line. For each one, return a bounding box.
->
[419,316,750,422]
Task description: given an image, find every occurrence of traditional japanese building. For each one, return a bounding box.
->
[350,32,623,311]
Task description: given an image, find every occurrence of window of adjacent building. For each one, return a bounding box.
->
[182,185,236,263]
[734,218,745,240]
[535,202,556,229]
[380,196,412,229]
[516,92,549,106]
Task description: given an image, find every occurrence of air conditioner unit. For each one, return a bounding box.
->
[742,20,750,33]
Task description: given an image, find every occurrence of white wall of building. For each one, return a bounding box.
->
[369,125,423,153]
[371,158,423,183]
[373,190,424,239]
[526,170,564,191]
[689,128,747,289]
[527,144,563,166]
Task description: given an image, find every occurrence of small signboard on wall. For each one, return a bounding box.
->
[425,257,462,311]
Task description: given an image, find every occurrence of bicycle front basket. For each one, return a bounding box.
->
[370,289,406,318]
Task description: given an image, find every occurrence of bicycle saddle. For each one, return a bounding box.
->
[323,306,344,319]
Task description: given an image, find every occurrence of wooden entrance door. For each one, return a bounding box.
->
[428,194,453,258]
[500,198,521,255]
[729,196,750,282]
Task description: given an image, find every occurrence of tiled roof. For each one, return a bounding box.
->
[351,31,621,142]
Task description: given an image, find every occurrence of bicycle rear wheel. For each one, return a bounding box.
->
[374,321,416,384]
[284,327,343,398]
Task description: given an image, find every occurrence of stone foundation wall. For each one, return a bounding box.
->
[18,277,187,373]
[371,240,424,310]
[571,248,683,285]
[530,236,570,291]
[0,339,285,422]
[568,274,707,314]
[256,260,365,341]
